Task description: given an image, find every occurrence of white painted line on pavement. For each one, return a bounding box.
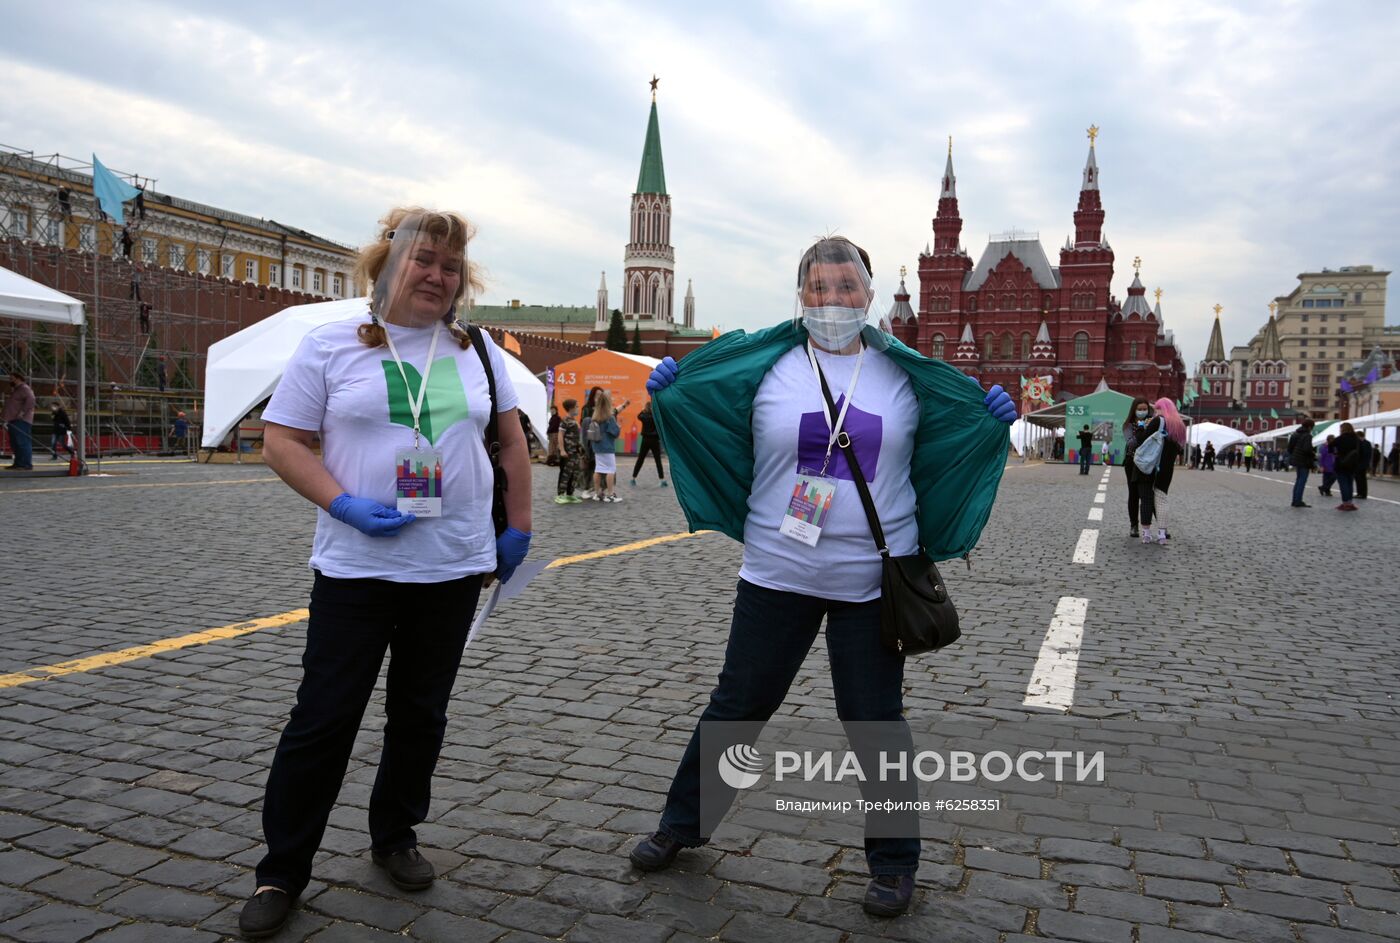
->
[1087,507,1103,521]
[1093,492,1105,503]
[1024,596,1089,711]
[1072,528,1099,564]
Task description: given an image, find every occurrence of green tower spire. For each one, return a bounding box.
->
[636,92,667,195]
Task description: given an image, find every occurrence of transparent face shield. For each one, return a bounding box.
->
[791,237,890,352]
[370,212,469,329]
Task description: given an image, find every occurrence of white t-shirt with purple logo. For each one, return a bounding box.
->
[263,316,518,583]
[738,344,920,602]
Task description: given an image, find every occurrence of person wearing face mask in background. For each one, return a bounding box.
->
[629,237,1016,918]
[239,209,532,939]
[1121,397,1161,541]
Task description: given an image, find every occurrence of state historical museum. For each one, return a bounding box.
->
[886,129,1187,405]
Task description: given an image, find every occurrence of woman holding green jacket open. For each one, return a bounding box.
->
[626,237,1014,918]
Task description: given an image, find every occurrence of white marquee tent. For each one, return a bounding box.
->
[1187,421,1247,453]
[0,264,87,462]
[1312,407,1400,453]
[202,298,547,450]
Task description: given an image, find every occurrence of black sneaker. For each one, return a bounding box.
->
[629,832,683,872]
[372,847,435,890]
[863,875,915,917]
[1292,502,1310,508]
[1130,526,1140,538]
[239,889,292,939]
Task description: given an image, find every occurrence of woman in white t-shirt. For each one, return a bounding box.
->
[239,209,533,939]
[629,237,1016,919]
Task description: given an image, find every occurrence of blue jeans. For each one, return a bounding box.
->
[1079,451,1091,474]
[256,571,483,895]
[1339,472,1355,504]
[657,579,920,876]
[1292,467,1309,504]
[6,420,32,468]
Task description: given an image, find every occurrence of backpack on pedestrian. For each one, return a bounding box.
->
[1133,424,1166,475]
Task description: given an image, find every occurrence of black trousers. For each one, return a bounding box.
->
[1125,467,1156,527]
[632,436,664,479]
[1356,468,1368,499]
[255,571,483,895]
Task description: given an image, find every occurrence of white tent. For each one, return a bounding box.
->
[1313,407,1400,452]
[1244,423,1302,444]
[0,264,87,463]
[1188,421,1247,452]
[202,298,548,449]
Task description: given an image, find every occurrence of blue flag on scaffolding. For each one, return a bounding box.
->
[92,154,140,224]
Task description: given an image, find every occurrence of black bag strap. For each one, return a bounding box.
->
[812,349,889,558]
[464,322,501,466]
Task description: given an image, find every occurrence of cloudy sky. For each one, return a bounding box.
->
[4,0,1397,365]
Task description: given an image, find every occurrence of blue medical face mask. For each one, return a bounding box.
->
[802,305,866,350]
[1136,409,1149,420]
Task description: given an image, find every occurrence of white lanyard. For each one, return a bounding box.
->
[806,340,864,474]
[382,320,442,447]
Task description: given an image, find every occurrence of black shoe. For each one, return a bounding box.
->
[863,875,915,917]
[1292,502,1310,508]
[1130,526,1140,538]
[629,832,683,872]
[372,847,435,890]
[239,889,292,939]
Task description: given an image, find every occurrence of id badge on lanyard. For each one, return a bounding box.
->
[384,321,446,518]
[779,343,864,547]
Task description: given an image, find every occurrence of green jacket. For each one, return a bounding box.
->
[653,321,1009,562]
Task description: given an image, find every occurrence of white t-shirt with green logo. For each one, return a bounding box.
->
[264,316,519,582]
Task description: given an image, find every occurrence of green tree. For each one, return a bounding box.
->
[631,322,642,354]
[606,308,627,351]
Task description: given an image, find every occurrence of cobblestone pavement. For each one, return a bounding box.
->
[0,458,1397,942]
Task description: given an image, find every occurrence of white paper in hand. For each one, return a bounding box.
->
[467,559,552,645]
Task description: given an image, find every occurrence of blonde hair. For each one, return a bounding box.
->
[593,389,614,423]
[354,206,485,350]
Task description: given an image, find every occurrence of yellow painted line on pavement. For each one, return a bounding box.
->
[0,609,311,689]
[3,477,279,495]
[546,529,710,568]
[0,529,713,688]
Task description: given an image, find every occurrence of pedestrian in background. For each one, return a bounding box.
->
[1076,424,1093,475]
[169,411,189,454]
[1149,399,1184,544]
[631,400,667,488]
[49,400,73,460]
[1387,441,1399,477]
[1354,433,1372,501]
[1243,441,1255,472]
[1333,423,1362,511]
[590,390,627,502]
[1203,441,1216,470]
[1318,435,1336,496]
[545,404,561,466]
[1122,397,1160,540]
[554,398,582,504]
[578,386,601,499]
[1289,419,1317,508]
[3,371,36,471]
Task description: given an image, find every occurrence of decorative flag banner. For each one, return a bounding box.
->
[1271,408,1279,419]
[1340,379,1353,393]
[711,326,720,339]
[1365,367,1380,384]
[91,154,140,225]
[502,331,522,355]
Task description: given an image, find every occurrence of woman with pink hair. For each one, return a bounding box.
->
[1149,398,1187,544]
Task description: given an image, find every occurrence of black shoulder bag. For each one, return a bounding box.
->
[814,360,960,656]
[465,323,508,537]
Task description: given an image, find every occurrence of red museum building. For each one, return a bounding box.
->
[886,129,1187,405]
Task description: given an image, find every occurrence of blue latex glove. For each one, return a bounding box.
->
[984,384,1018,423]
[328,493,416,537]
[645,356,679,392]
[495,526,531,584]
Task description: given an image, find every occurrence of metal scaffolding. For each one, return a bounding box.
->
[0,145,274,460]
